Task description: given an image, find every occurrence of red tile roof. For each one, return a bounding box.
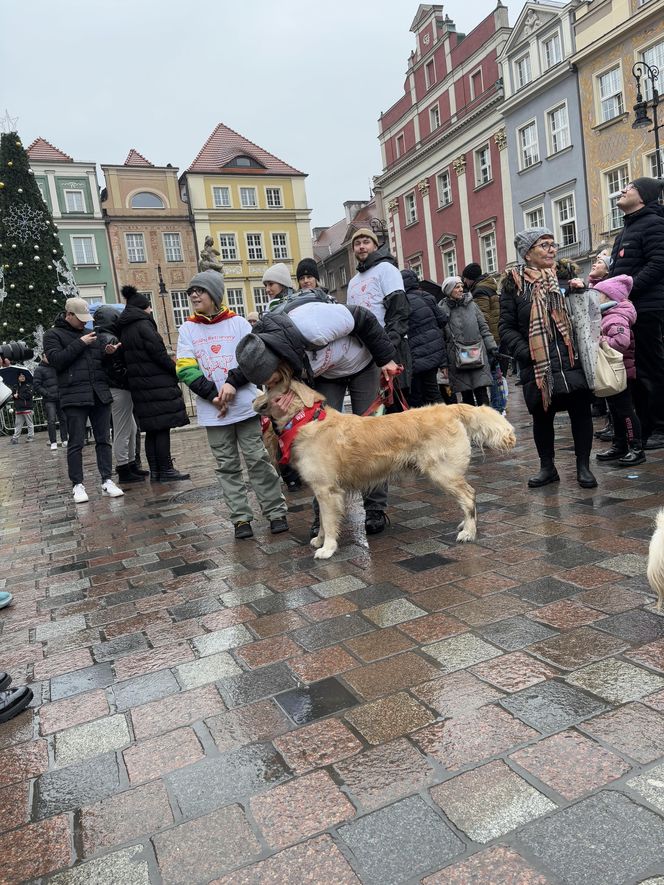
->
[186,122,304,176]
[124,149,153,167]
[26,137,73,163]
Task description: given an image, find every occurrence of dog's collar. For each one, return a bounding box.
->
[274,400,327,465]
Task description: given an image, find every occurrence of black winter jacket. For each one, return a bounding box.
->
[12,381,33,412]
[499,270,588,413]
[610,203,664,311]
[401,270,447,373]
[93,307,129,390]
[43,316,112,409]
[32,363,60,402]
[117,306,189,432]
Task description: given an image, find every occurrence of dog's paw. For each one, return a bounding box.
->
[310,535,324,549]
[456,528,476,543]
[314,547,335,560]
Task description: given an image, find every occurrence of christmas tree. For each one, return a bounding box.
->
[0,125,78,348]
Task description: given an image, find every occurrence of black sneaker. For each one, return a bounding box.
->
[234,521,254,539]
[0,685,33,723]
[270,516,289,534]
[365,510,389,535]
[644,433,664,451]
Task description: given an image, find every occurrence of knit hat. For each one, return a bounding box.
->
[187,270,225,308]
[351,227,379,247]
[595,250,612,273]
[631,177,663,205]
[592,274,633,303]
[514,227,555,261]
[296,258,320,282]
[461,262,483,281]
[262,263,293,289]
[235,334,281,385]
[121,286,150,309]
[65,297,93,322]
[441,276,462,296]
[247,311,259,324]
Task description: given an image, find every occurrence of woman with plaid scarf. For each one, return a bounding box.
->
[499,228,596,490]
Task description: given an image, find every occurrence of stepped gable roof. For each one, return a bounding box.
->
[27,137,73,163]
[124,148,154,167]
[187,122,304,176]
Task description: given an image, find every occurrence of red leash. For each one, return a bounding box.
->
[362,365,409,416]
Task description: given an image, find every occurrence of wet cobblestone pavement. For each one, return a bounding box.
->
[2,387,664,884]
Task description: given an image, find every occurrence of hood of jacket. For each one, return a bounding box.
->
[357,242,398,273]
[118,305,152,327]
[472,274,498,295]
[93,306,121,335]
[601,298,637,327]
[623,202,664,226]
[250,311,313,382]
[401,269,419,292]
[445,292,473,309]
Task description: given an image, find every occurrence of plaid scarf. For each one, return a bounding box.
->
[512,267,575,411]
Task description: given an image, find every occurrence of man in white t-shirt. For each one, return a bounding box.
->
[176,270,287,540]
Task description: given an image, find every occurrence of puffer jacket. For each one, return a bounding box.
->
[499,269,589,413]
[401,270,447,372]
[43,315,112,409]
[12,380,33,412]
[32,363,60,402]
[600,300,637,379]
[117,306,189,432]
[439,292,497,393]
[93,306,129,390]
[610,203,664,311]
[470,274,501,343]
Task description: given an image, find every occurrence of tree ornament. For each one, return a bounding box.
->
[28,285,34,290]
[52,249,57,254]
[15,302,20,307]
[10,283,15,288]
[33,244,39,250]
[17,261,22,267]
[2,322,6,327]
[19,328,24,332]
[15,141,21,146]
[37,308,42,312]
[47,264,52,269]
[5,205,49,244]
[28,168,33,174]
[17,188,22,193]
[7,161,12,167]
[11,244,16,249]
[34,255,40,261]
[0,182,4,189]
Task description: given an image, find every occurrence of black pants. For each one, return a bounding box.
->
[461,387,490,406]
[145,428,172,472]
[633,310,664,439]
[410,369,443,408]
[607,382,641,446]
[44,400,68,444]
[63,401,112,486]
[531,390,593,462]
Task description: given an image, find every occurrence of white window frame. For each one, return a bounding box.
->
[524,206,545,229]
[437,170,452,207]
[64,189,85,213]
[408,257,423,279]
[542,32,562,70]
[70,235,97,266]
[442,246,457,277]
[240,186,258,209]
[125,232,146,263]
[271,232,289,260]
[518,120,540,170]
[425,59,436,89]
[212,186,231,208]
[475,145,492,186]
[643,41,664,100]
[138,291,153,308]
[253,286,269,314]
[480,231,498,274]
[648,148,664,178]
[340,266,347,286]
[171,290,190,329]
[37,181,47,202]
[245,233,264,260]
[329,271,337,291]
[218,233,238,261]
[470,68,484,99]
[162,232,183,262]
[597,65,624,123]
[396,133,405,158]
[547,102,570,154]
[404,191,418,225]
[430,104,441,131]
[605,165,629,230]
[554,193,577,246]
[265,187,283,208]
[514,54,531,90]
[226,287,246,317]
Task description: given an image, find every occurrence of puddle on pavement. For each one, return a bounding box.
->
[275,677,359,725]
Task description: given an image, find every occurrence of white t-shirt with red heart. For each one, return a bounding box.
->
[346,261,404,327]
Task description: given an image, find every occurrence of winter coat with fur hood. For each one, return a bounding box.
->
[600,299,637,379]
[439,292,497,393]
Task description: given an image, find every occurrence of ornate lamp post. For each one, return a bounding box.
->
[632,61,662,179]
[157,264,172,347]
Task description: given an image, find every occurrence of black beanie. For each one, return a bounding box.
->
[122,285,150,309]
[296,258,320,282]
[632,177,663,205]
[461,263,483,281]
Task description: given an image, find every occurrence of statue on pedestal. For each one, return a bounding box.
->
[199,235,223,273]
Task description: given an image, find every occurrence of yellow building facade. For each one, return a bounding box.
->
[183,124,312,316]
[572,0,664,246]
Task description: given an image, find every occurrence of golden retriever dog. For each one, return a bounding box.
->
[255,366,516,559]
[647,508,664,612]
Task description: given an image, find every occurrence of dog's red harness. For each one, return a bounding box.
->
[261,402,327,465]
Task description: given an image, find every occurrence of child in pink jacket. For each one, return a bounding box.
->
[593,274,644,467]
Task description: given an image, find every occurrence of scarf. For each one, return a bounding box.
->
[187,307,236,324]
[513,267,575,411]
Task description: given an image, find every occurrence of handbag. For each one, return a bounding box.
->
[454,341,484,370]
[594,340,627,397]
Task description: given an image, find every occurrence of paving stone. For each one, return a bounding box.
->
[123,727,205,783]
[222,583,274,607]
[80,781,173,856]
[599,553,648,577]
[174,651,242,689]
[422,845,551,884]
[581,703,664,763]
[345,582,405,609]
[397,612,468,643]
[170,596,222,621]
[91,631,149,662]
[645,687,664,713]
[626,638,664,673]
[111,670,180,712]
[471,651,559,693]
[275,676,359,724]
[55,714,131,767]
[527,599,604,629]
[594,609,664,644]
[288,645,357,683]
[312,574,367,598]
[479,616,559,651]
[577,586,649,614]
[50,662,115,701]
[343,628,414,662]
[0,814,71,882]
[528,627,628,671]
[39,689,110,736]
[515,791,664,885]
[566,658,664,704]
[345,692,435,744]
[451,593,533,627]
[412,671,504,717]
[206,700,290,752]
[432,759,555,842]
[363,598,427,627]
[250,586,318,613]
[292,613,372,651]
[501,680,609,733]
[153,804,261,885]
[0,782,30,833]
[422,633,501,672]
[0,739,49,786]
[342,652,440,700]
[513,577,581,605]
[217,661,297,708]
[237,635,302,668]
[274,717,362,774]
[35,614,87,641]
[130,685,226,740]
[191,625,254,656]
[626,761,664,814]
[35,752,121,818]
[338,794,464,885]
[48,845,151,884]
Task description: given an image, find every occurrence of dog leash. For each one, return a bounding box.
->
[362,366,409,416]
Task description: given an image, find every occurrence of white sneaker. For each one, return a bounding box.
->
[50,442,58,450]
[73,484,89,504]
[101,479,124,498]
[62,441,68,447]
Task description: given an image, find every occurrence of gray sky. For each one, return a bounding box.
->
[1,0,524,228]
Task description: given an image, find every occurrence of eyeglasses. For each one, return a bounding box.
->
[189,287,206,295]
[621,183,637,194]
[535,242,559,251]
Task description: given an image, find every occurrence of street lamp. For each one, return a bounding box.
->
[632,61,662,179]
[157,264,173,347]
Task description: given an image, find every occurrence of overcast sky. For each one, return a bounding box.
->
[2,0,524,228]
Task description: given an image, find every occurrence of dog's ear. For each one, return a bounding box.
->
[290,379,319,408]
[253,391,269,415]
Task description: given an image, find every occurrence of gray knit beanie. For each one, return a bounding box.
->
[235,334,281,386]
[262,263,293,289]
[514,227,555,261]
[441,276,462,296]
[187,270,225,308]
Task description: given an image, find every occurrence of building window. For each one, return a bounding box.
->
[37,181,47,202]
[64,189,85,213]
[442,247,457,277]
[643,42,664,99]
[130,192,164,209]
[525,207,545,229]
[471,69,483,99]
[212,186,231,208]
[171,290,190,328]
[404,192,417,225]
[138,291,153,308]
[649,148,664,178]
[554,194,577,246]
[396,133,405,158]
[246,233,264,260]
[518,121,539,169]
[253,286,269,314]
[598,66,624,122]
[340,266,347,286]
[71,235,96,265]
[606,165,629,230]
[542,32,562,70]
[218,234,238,261]
[226,288,246,317]
[126,233,146,263]
[480,231,497,274]
[437,170,452,207]
[163,233,182,262]
[265,187,282,208]
[475,145,492,186]
[514,55,531,90]
[329,271,336,291]
[430,104,441,131]
[240,187,257,208]
[409,258,423,279]
[271,233,289,260]
[548,104,570,154]
[425,59,435,89]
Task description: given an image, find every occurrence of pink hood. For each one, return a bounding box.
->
[600,299,636,379]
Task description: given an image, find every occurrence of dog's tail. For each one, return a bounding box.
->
[449,404,517,452]
[647,508,664,612]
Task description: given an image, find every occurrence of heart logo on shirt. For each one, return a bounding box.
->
[361,284,367,293]
[211,345,221,354]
